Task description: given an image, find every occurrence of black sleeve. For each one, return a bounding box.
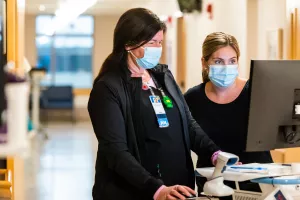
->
[88,81,163,197]
[184,94,220,162]
[184,89,193,111]
[184,87,216,167]
[170,76,220,162]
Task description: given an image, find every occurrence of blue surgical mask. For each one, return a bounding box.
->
[208,65,239,88]
[130,47,162,69]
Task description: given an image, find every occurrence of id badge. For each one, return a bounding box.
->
[149,95,169,128]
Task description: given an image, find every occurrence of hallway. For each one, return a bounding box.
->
[25,123,97,200]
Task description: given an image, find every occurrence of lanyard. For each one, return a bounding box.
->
[145,76,173,109]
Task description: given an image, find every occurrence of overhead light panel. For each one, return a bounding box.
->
[159,15,168,21]
[45,0,97,36]
[39,5,45,11]
[174,11,183,18]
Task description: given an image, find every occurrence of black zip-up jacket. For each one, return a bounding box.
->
[88,63,220,200]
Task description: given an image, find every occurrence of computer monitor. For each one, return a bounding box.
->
[246,60,300,152]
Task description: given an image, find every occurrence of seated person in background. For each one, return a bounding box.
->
[184,32,273,199]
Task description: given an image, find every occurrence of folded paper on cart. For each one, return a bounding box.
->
[196,163,297,182]
[226,163,291,174]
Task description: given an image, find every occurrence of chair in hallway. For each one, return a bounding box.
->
[40,86,75,123]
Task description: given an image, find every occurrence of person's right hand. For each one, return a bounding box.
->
[156,185,196,200]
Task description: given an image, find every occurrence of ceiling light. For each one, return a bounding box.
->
[159,15,168,22]
[174,11,183,18]
[39,5,45,11]
[45,0,97,36]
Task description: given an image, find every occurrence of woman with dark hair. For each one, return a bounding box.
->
[88,8,221,200]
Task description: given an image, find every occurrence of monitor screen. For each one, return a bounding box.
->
[246,60,300,152]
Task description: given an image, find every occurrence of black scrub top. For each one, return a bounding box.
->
[140,85,191,187]
[185,82,272,166]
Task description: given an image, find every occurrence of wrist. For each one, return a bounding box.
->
[154,185,166,200]
[211,150,222,165]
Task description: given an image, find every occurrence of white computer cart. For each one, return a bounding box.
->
[196,164,300,200]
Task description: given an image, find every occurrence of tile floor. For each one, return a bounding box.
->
[25,122,98,200]
[24,122,198,200]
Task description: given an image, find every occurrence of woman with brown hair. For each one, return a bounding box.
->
[88,9,222,200]
[184,32,273,198]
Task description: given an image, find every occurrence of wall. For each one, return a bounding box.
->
[214,0,248,78]
[164,17,178,79]
[184,6,216,90]
[257,0,287,60]
[246,0,258,74]
[24,14,36,67]
[93,15,118,78]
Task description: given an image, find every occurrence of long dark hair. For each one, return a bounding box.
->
[94,8,166,84]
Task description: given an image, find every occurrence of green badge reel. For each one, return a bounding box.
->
[158,88,173,109]
[162,95,173,108]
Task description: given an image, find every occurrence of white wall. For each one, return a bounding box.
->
[183,0,289,90]
[185,11,216,89]
[257,0,287,60]
[214,0,248,78]
[24,14,37,66]
[165,17,178,79]
[93,16,119,78]
[246,0,258,76]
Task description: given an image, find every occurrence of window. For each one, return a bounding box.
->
[36,15,94,88]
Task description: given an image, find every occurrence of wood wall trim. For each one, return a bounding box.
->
[176,17,186,92]
[293,9,297,59]
[278,28,283,59]
[73,88,91,96]
[295,8,300,59]
[6,0,16,62]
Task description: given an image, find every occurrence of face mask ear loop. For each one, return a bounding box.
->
[128,45,146,60]
[128,50,139,60]
[127,50,145,70]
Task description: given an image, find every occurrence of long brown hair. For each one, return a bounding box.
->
[94,8,166,84]
[202,32,240,83]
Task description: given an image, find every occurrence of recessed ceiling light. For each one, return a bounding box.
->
[174,11,183,18]
[159,15,168,21]
[39,5,46,11]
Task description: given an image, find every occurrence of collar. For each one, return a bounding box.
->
[121,64,169,83]
[149,64,169,74]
